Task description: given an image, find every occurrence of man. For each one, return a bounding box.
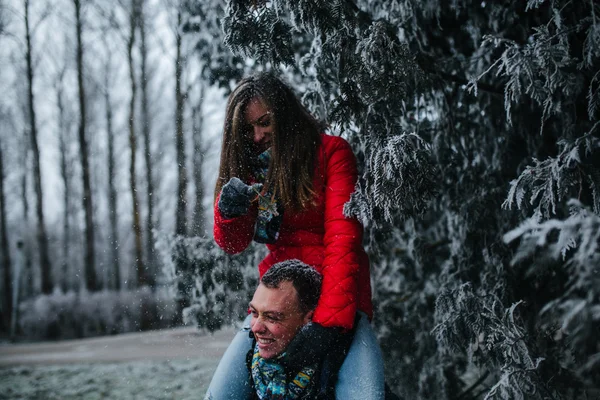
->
[205,260,399,399]
[247,259,349,399]
[249,260,321,360]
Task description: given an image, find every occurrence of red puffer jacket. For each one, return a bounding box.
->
[213,133,373,330]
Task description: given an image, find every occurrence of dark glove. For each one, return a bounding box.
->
[281,322,341,374]
[218,177,262,219]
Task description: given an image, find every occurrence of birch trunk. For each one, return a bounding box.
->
[74,0,97,291]
[24,0,52,294]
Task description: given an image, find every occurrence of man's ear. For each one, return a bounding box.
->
[303,310,314,325]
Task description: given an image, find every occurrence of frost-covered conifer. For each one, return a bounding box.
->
[178,0,600,398]
[156,233,263,332]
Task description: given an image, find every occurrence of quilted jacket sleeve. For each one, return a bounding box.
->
[213,193,258,254]
[312,137,362,330]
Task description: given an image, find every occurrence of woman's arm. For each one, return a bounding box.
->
[312,136,363,330]
[213,195,258,254]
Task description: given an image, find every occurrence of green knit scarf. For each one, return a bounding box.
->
[251,344,316,399]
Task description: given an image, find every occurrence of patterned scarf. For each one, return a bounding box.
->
[251,344,315,400]
[253,149,283,244]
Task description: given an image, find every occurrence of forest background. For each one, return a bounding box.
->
[1,0,599,399]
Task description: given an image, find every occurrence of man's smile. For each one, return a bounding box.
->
[256,337,275,345]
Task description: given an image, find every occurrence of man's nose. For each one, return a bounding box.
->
[251,316,266,333]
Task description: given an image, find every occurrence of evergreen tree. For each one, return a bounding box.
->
[202,1,600,399]
[156,233,262,332]
[180,0,245,87]
[157,0,250,328]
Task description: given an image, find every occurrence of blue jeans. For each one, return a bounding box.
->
[204,314,254,400]
[204,312,385,400]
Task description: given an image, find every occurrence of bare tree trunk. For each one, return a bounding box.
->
[0,0,7,35]
[127,0,145,288]
[20,146,33,298]
[104,57,120,291]
[139,1,155,287]
[74,0,97,291]
[24,0,52,294]
[174,9,187,236]
[191,83,206,237]
[56,75,71,293]
[0,140,12,331]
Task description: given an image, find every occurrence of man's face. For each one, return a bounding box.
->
[249,281,312,359]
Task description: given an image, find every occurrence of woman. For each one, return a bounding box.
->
[206,72,384,399]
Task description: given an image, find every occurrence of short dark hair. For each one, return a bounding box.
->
[260,259,322,313]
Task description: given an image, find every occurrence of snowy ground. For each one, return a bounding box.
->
[0,326,236,399]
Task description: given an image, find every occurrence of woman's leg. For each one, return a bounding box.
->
[335,312,386,400]
[204,315,254,400]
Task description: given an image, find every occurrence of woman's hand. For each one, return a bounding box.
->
[281,322,341,373]
[218,177,262,219]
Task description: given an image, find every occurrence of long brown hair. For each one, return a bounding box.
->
[214,73,323,210]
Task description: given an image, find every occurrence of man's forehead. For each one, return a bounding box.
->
[250,281,300,311]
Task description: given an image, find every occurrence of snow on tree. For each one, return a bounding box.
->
[156,232,262,332]
[189,0,600,398]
